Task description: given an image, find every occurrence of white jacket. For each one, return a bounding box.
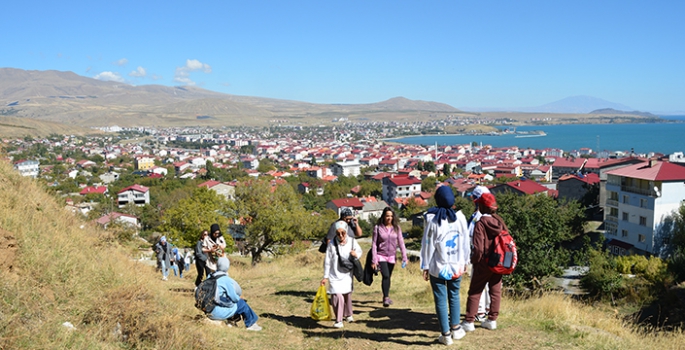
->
[420,211,471,279]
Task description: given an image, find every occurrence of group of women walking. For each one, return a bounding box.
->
[320,185,505,346]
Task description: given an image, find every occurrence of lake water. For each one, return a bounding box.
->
[388,119,685,155]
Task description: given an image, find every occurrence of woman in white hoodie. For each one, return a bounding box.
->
[420,185,471,346]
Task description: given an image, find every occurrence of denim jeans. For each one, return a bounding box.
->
[430,275,462,335]
[161,261,169,278]
[235,299,259,327]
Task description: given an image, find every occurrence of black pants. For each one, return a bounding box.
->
[195,259,212,287]
[379,261,395,298]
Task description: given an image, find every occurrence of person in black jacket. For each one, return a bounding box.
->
[194,230,212,289]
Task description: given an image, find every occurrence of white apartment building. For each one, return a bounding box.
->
[330,160,361,177]
[604,159,685,256]
[14,159,40,178]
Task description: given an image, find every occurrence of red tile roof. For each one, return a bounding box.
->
[605,160,685,181]
[118,184,149,194]
[330,198,365,209]
[79,186,107,195]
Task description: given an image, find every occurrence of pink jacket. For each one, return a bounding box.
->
[372,224,408,265]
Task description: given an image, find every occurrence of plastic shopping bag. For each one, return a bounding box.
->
[310,285,331,321]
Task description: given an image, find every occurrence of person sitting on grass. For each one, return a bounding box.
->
[207,257,262,331]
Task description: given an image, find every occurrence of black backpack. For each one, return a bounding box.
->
[194,273,223,313]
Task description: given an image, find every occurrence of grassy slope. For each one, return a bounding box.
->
[0,158,683,349]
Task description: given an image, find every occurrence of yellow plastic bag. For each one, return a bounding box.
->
[310,285,331,321]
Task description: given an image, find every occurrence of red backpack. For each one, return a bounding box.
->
[486,227,518,275]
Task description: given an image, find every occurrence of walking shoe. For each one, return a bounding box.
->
[460,321,475,332]
[481,319,497,330]
[162,276,168,281]
[345,316,354,323]
[438,333,453,346]
[475,313,487,322]
[383,297,393,307]
[333,321,344,328]
[246,323,262,331]
[451,326,466,340]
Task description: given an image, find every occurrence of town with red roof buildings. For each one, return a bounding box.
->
[6,124,685,257]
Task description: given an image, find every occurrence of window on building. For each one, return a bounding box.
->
[622,212,629,221]
[610,208,618,216]
[622,195,629,204]
[622,230,628,237]
[640,199,647,208]
[639,216,647,226]
[638,234,646,243]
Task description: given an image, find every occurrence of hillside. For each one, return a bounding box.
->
[0,115,102,138]
[0,68,463,128]
[1,157,684,349]
[589,108,658,118]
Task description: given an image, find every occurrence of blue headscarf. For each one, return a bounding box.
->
[427,185,456,222]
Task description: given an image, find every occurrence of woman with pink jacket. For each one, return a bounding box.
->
[371,207,408,307]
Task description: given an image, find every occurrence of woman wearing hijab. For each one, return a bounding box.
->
[462,192,506,332]
[371,206,408,307]
[420,185,470,346]
[321,220,362,329]
[203,223,227,272]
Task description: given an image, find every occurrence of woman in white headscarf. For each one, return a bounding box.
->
[321,220,362,329]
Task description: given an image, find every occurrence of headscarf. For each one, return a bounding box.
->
[217,256,230,272]
[426,185,456,222]
[334,221,349,232]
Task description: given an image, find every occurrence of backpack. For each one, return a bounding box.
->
[486,227,518,275]
[194,273,223,313]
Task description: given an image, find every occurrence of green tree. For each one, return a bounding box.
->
[235,179,325,265]
[442,163,451,177]
[496,192,586,289]
[422,177,438,194]
[159,187,237,248]
[358,180,382,197]
[257,158,276,173]
[668,204,685,282]
[424,161,436,172]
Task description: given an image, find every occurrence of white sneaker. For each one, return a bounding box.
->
[451,326,466,340]
[345,316,354,323]
[460,321,475,332]
[162,276,168,281]
[333,321,344,328]
[481,319,497,330]
[438,334,453,346]
[246,323,262,331]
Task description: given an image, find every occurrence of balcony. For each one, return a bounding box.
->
[621,185,655,197]
[606,199,618,207]
[605,215,618,223]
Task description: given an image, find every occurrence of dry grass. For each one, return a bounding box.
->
[0,158,683,349]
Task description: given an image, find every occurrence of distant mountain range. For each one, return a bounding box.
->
[0,68,459,127]
[461,95,637,114]
[0,68,669,128]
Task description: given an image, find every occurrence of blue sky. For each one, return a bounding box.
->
[2,1,684,112]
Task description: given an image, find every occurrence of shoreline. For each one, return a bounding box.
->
[377,122,685,155]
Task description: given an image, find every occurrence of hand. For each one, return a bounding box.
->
[371,263,377,271]
[350,250,358,258]
[402,261,407,269]
[321,278,328,286]
[422,270,429,281]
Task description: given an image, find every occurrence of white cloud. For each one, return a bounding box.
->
[94,71,125,83]
[114,58,128,66]
[173,59,212,85]
[128,66,147,78]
